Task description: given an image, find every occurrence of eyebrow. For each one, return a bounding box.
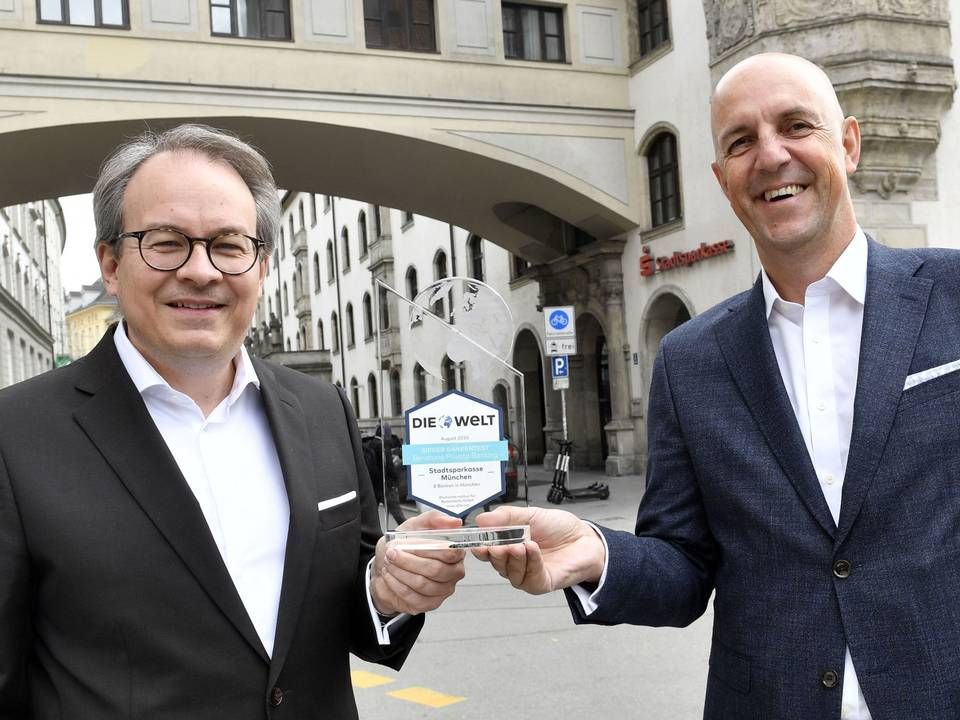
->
[716,106,820,149]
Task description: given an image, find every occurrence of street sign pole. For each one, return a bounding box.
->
[561,388,568,442]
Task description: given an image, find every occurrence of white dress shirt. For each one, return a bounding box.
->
[762,228,870,720]
[114,323,401,654]
[574,230,872,719]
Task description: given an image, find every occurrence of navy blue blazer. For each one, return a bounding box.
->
[0,329,423,719]
[571,240,960,719]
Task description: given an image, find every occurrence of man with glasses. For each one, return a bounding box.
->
[0,124,464,718]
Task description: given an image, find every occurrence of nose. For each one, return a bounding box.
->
[176,240,222,285]
[754,132,791,173]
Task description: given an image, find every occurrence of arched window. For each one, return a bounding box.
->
[405,266,419,300]
[467,235,484,281]
[379,286,390,330]
[367,373,379,417]
[317,318,325,350]
[326,240,335,281]
[282,282,289,315]
[390,369,402,415]
[647,132,682,228]
[362,293,373,339]
[433,250,448,280]
[350,377,360,416]
[345,303,356,347]
[341,227,351,271]
[372,205,382,239]
[358,210,368,257]
[331,312,340,353]
[492,383,510,432]
[413,364,427,404]
[288,216,295,247]
[313,252,321,293]
[279,227,285,259]
[310,194,317,225]
[298,199,305,229]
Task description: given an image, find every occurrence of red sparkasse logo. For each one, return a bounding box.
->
[640,240,734,278]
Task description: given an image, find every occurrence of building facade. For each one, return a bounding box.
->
[0,200,66,389]
[63,279,120,361]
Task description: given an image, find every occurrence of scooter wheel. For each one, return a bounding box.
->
[598,487,610,500]
[547,488,563,504]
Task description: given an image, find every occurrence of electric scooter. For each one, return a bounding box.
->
[546,439,610,503]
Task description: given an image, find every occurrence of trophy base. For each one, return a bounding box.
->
[384,525,530,550]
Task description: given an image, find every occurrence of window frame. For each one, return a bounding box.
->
[37,0,130,29]
[636,0,670,58]
[501,2,565,64]
[209,0,293,41]
[363,0,437,53]
[646,132,682,228]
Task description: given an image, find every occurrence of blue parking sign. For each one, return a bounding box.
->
[552,355,569,378]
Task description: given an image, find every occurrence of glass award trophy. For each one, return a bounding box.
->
[374,276,529,549]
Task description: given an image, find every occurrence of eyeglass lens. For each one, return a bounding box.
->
[139,229,258,274]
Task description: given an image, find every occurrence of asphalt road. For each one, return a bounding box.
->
[352,468,712,719]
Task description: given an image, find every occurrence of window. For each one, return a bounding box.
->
[279,227,285,259]
[350,377,360,416]
[323,195,331,212]
[362,293,374,339]
[317,319,325,350]
[637,0,669,57]
[405,266,419,300]
[379,286,390,330]
[345,303,356,347]
[443,356,457,391]
[402,210,414,227]
[358,211,368,257]
[310,194,317,226]
[390,369,402,415]
[313,252,321,293]
[282,282,289,315]
[288,216,295,249]
[512,254,531,279]
[502,3,564,62]
[39,0,128,27]
[364,0,436,52]
[326,240,335,282]
[368,374,379,417]
[467,235,484,281]
[372,205,382,239]
[432,250,447,317]
[413,364,427,404]
[341,227,351,271]
[647,132,681,227]
[210,0,291,40]
[331,312,340,353]
[298,200,305,230]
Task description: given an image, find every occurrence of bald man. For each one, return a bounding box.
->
[475,53,960,719]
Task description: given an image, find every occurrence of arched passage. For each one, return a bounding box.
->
[565,312,608,470]
[512,328,546,465]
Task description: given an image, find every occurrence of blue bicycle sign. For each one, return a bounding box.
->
[549,310,569,330]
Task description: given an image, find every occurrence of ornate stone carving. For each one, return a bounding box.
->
[704,0,756,57]
[878,0,938,17]
[774,0,858,25]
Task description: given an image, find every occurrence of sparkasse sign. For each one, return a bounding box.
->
[640,240,734,277]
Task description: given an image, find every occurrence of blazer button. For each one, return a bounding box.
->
[833,559,851,578]
[270,687,284,707]
[821,670,839,688]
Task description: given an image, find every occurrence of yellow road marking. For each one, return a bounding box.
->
[351,670,395,689]
[388,686,466,708]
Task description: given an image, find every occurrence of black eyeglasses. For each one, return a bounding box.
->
[116,228,264,275]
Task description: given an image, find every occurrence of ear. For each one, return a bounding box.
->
[841,116,861,175]
[711,161,730,199]
[96,242,121,296]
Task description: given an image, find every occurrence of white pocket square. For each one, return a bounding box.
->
[317,490,357,512]
[904,358,960,391]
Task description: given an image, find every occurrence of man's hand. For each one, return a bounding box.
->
[371,511,466,616]
[472,506,605,594]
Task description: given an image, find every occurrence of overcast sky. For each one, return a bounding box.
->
[58,193,101,292]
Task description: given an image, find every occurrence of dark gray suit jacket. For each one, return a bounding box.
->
[0,329,423,719]
[570,240,960,719]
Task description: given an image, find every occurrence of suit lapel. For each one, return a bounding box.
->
[835,241,931,545]
[72,332,269,662]
[255,361,320,687]
[715,280,837,539]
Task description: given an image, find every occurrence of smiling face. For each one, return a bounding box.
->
[710,54,861,274]
[98,150,266,379]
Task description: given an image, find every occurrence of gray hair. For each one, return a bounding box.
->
[92,123,280,256]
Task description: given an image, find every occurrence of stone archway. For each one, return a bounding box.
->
[512,328,546,465]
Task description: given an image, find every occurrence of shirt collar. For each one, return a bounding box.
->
[113,320,260,407]
[761,226,868,319]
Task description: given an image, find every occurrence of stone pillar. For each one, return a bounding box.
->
[599,267,636,476]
